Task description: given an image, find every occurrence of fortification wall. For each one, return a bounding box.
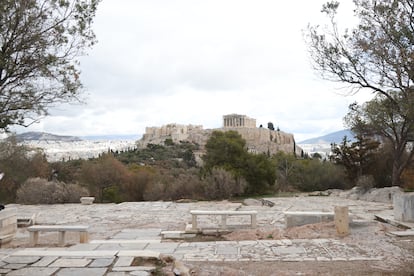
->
[138,124,203,147]
[219,127,300,156]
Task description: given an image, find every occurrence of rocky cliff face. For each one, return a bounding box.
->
[137,122,302,156]
[227,127,300,155]
[138,124,206,147]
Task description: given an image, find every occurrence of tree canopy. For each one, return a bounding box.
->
[307,0,414,100]
[203,130,248,174]
[202,130,276,194]
[330,134,380,182]
[345,92,414,186]
[0,0,100,131]
[307,0,414,186]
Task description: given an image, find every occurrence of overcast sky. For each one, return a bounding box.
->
[13,0,373,142]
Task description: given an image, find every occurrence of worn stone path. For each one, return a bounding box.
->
[1,195,413,275]
[0,227,411,275]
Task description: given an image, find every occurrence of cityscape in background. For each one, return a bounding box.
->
[3,129,353,162]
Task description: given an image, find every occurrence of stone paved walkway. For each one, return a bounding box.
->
[1,196,413,275]
[0,227,411,275]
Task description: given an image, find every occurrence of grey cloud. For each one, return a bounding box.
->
[12,0,363,139]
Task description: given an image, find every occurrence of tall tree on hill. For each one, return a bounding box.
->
[330,134,381,183]
[0,0,100,131]
[344,92,414,186]
[203,130,248,176]
[202,130,276,194]
[80,154,128,203]
[306,0,414,185]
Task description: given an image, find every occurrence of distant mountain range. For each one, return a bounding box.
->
[11,130,353,144]
[14,131,82,142]
[298,129,355,144]
[81,134,141,141]
[12,132,140,142]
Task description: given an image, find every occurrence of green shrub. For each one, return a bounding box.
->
[143,168,203,201]
[292,159,349,192]
[103,186,122,203]
[16,177,89,204]
[143,181,165,201]
[0,137,51,203]
[202,168,246,200]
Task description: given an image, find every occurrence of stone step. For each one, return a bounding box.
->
[284,211,335,228]
[375,214,414,229]
[11,249,161,258]
[160,231,196,239]
[284,211,355,228]
[386,230,414,237]
[90,239,161,244]
[12,250,117,257]
[0,233,15,245]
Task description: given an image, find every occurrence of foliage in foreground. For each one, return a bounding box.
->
[344,92,414,186]
[203,130,276,194]
[16,178,88,204]
[0,137,50,203]
[330,134,393,188]
[2,131,407,204]
[0,0,100,131]
[306,1,414,186]
[272,152,349,192]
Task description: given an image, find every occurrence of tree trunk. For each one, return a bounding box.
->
[392,141,414,186]
[392,159,403,186]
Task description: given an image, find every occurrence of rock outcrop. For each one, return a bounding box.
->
[137,114,302,156]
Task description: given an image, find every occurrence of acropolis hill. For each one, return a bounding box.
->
[137,114,302,156]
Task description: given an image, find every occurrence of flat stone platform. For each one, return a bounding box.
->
[0,230,394,275]
[0,195,413,274]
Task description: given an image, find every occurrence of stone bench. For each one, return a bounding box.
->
[80,197,95,205]
[190,210,257,230]
[27,225,89,246]
[0,207,17,246]
[284,211,335,228]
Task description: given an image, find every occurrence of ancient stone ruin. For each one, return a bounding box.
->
[137,114,302,157]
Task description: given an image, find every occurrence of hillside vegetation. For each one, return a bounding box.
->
[0,131,411,204]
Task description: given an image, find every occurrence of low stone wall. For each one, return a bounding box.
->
[393,192,414,222]
[0,207,17,246]
[285,211,335,228]
[337,186,403,204]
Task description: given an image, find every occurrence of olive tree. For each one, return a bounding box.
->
[345,92,414,186]
[307,0,414,100]
[202,130,276,195]
[0,0,100,131]
[306,0,414,186]
[330,135,380,182]
[202,130,248,175]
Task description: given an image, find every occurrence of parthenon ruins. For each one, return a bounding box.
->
[223,114,256,128]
